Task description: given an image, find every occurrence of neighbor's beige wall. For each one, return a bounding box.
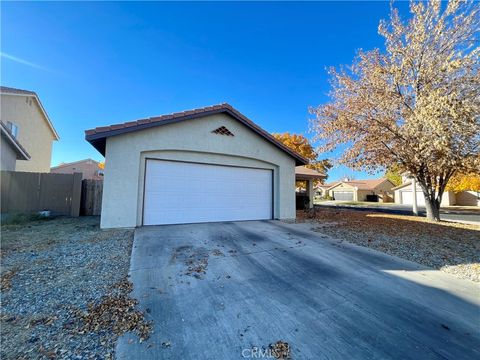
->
[442,191,456,206]
[51,160,103,180]
[0,94,56,172]
[394,185,457,207]
[328,183,355,199]
[101,113,296,229]
[356,190,371,202]
[370,180,395,202]
[454,191,479,206]
[1,134,18,171]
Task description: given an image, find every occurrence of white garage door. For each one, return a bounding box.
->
[143,159,273,225]
[400,190,425,206]
[333,191,354,201]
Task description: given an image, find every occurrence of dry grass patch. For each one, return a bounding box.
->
[298,208,480,282]
[1,268,18,291]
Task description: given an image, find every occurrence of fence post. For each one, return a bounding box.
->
[70,172,82,217]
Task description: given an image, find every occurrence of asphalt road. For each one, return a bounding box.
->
[116,221,479,359]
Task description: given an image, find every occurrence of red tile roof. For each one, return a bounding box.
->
[329,178,393,191]
[85,103,308,165]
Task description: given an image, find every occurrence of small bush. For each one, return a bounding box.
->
[1,213,53,226]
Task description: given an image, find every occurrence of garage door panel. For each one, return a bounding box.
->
[143,160,273,225]
[400,191,425,206]
[333,191,354,201]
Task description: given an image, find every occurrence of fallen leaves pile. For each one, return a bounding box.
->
[73,278,152,342]
[297,208,480,281]
[185,256,208,278]
[298,208,479,233]
[1,269,17,291]
[172,246,211,279]
[269,341,291,359]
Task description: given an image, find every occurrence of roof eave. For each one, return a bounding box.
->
[85,107,308,165]
[296,174,327,181]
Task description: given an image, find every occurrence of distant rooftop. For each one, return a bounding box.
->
[0,86,36,96]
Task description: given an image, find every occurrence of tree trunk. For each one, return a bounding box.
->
[424,195,441,221]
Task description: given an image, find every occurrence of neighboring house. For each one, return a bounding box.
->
[1,121,30,171]
[0,86,59,172]
[295,166,326,183]
[315,182,339,197]
[327,178,395,202]
[393,182,480,207]
[51,159,104,180]
[295,166,327,208]
[85,103,308,229]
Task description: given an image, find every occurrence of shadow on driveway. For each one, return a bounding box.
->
[116,221,480,360]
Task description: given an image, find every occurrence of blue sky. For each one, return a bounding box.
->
[1,1,410,181]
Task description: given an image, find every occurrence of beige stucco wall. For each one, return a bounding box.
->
[0,94,56,172]
[455,191,479,206]
[328,183,355,200]
[356,190,371,202]
[101,113,296,229]
[1,134,18,171]
[367,180,395,202]
[394,185,457,207]
[51,160,103,180]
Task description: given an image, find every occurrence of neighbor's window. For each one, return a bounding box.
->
[6,121,18,138]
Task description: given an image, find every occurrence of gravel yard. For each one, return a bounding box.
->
[0,216,149,359]
[297,208,480,282]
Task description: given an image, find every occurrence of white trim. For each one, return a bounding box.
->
[0,91,60,140]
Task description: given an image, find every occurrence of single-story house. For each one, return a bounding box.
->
[295,166,327,208]
[85,103,308,228]
[393,182,480,207]
[315,182,339,198]
[327,178,395,202]
[1,121,30,171]
[51,158,104,180]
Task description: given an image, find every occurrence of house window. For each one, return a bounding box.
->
[6,121,18,138]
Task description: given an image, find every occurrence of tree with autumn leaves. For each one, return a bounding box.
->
[311,0,479,221]
[272,132,332,182]
[446,173,480,193]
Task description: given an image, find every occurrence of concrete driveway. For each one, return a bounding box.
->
[117,221,480,359]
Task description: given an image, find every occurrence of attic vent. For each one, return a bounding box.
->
[212,126,234,136]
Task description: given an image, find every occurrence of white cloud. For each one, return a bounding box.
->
[1,52,51,72]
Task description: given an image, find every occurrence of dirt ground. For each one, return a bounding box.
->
[0,216,150,359]
[297,208,480,282]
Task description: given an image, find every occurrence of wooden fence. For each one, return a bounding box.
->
[1,171,82,216]
[80,179,103,216]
